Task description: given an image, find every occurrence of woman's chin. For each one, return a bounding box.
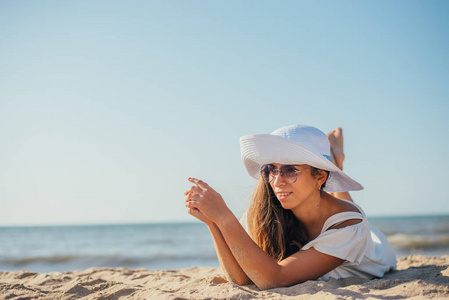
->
[278,200,293,210]
[277,196,303,210]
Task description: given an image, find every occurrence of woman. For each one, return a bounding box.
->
[184,124,396,290]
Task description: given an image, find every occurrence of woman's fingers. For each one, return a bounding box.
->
[184,178,215,225]
[185,200,200,207]
[184,185,202,196]
[188,207,199,214]
[186,202,211,224]
[188,177,209,190]
[184,178,211,204]
[187,207,201,218]
[185,177,227,224]
[188,207,206,221]
[184,193,201,204]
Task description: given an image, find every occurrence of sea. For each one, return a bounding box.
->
[1,215,448,273]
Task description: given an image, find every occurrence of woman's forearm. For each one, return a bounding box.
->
[215,213,283,290]
[207,223,252,285]
[184,178,281,288]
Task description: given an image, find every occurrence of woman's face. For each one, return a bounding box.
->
[269,163,318,210]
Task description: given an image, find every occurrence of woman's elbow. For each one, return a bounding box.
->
[252,274,283,290]
[230,276,253,286]
[254,273,301,290]
[223,272,252,286]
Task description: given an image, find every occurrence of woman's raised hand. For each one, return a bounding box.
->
[184,178,231,225]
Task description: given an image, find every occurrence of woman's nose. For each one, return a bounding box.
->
[272,172,286,186]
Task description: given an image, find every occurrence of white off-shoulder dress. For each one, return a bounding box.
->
[241,201,396,281]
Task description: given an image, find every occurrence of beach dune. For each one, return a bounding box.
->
[0,255,448,299]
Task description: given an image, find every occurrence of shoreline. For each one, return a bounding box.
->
[1,255,448,299]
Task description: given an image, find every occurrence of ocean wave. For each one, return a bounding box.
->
[0,252,218,267]
[0,254,100,266]
[387,234,449,250]
[379,226,449,236]
[434,226,449,234]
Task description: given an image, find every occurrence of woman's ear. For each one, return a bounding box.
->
[317,170,328,186]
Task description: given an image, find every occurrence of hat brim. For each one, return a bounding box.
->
[240,134,363,193]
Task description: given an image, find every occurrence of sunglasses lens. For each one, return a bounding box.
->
[261,164,273,182]
[281,165,298,183]
[261,165,298,183]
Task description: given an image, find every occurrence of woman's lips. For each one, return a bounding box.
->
[276,192,292,200]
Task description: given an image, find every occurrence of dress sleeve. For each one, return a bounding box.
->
[301,221,371,264]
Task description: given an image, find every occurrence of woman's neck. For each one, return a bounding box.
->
[291,191,331,239]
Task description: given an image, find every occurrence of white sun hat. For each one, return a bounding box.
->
[240,124,363,192]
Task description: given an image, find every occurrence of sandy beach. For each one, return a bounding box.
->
[0,255,448,299]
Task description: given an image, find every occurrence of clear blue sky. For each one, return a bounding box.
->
[1,1,448,226]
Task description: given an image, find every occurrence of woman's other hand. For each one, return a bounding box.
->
[186,206,211,224]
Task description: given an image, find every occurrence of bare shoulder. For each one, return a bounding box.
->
[332,197,362,214]
[327,197,363,230]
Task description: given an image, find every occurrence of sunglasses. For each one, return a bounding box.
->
[260,164,310,184]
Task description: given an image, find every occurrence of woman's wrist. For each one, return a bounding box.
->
[206,222,219,233]
[214,208,236,230]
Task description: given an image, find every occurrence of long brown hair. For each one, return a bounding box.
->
[246,166,328,261]
[246,179,309,262]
